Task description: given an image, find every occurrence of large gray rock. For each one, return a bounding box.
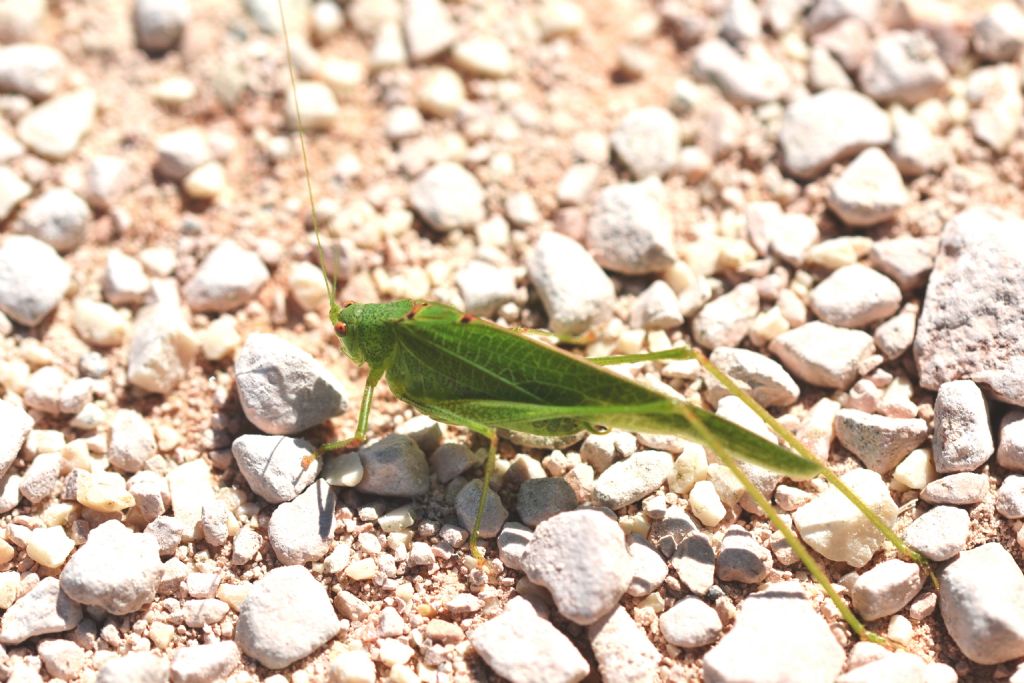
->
[915,208,1024,407]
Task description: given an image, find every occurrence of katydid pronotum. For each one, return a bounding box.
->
[275,3,931,645]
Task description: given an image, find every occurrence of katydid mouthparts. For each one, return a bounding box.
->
[275,0,930,645]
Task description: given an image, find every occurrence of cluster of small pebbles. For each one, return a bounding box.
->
[3,0,1024,681]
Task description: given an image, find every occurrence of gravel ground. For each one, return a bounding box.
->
[1,0,1024,681]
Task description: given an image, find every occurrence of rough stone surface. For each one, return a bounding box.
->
[587,606,661,683]
[232,434,319,503]
[859,30,949,105]
[932,380,994,473]
[940,543,1024,665]
[998,410,1024,471]
[914,209,1024,407]
[610,107,679,178]
[356,434,430,497]
[0,399,33,480]
[770,321,874,390]
[454,479,508,538]
[516,477,577,527]
[920,473,989,506]
[527,231,615,337]
[902,505,969,561]
[810,263,901,328]
[704,346,800,408]
[127,303,198,394]
[593,450,673,509]
[183,240,270,313]
[586,179,675,275]
[269,479,336,565]
[0,577,81,644]
[236,565,342,669]
[522,509,632,625]
[834,409,928,473]
[851,559,922,621]
[692,283,759,350]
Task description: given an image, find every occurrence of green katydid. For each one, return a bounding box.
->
[275,2,930,645]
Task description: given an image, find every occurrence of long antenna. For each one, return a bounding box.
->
[277,1,336,311]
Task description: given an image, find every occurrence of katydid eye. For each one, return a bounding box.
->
[334,321,347,336]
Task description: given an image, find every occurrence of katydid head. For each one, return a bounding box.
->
[333,300,411,367]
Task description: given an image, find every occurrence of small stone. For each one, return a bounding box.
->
[0,577,81,644]
[688,480,727,528]
[538,0,586,39]
[692,39,791,105]
[127,303,198,394]
[17,88,96,159]
[997,475,1024,519]
[170,641,240,683]
[998,410,1024,471]
[451,36,513,78]
[920,472,988,506]
[717,525,771,584]
[455,260,517,317]
[108,408,157,473]
[528,231,615,337]
[103,249,151,305]
[671,532,716,595]
[932,380,994,473]
[428,442,477,484]
[236,565,341,669]
[134,0,189,53]
[183,161,226,200]
[779,89,891,180]
[232,435,319,503]
[38,639,85,680]
[811,264,902,329]
[967,64,1022,153]
[793,468,897,568]
[517,477,577,526]
[329,648,377,683]
[72,298,128,347]
[60,519,162,614]
[96,652,169,683]
[126,471,168,520]
[770,321,874,390]
[497,523,533,571]
[26,525,74,568]
[0,43,65,99]
[0,235,71,326]
[834,409,928,473]
[23,365,66,414]
[0,167,31,222]
[0,399,32,479]
[692,282,759,349]
[522,510,632,625]
[630,279,683,330]
[231,526,263,565]
[660,596,722,648]
[198,314,241,361]
[851,559,922,621]
[20,452,61,503]
[610,107,679,178]
[889,106,946,176]
[859,30,949,105]
[914,208,1024,408]
[903,505,969,561]
[556,163,599,206]
[269,479,335,565]
[455,479,508,538]
[201,499,230,547]
[626,534,667,597]
[940,543,1024,664]
[155,127,212,180]
[974,2,1024,62]
[234,333,347,435]
[588,606,660,683]
[146,516,185,556]
[403,0,455,62]
[284,81,339,131]
[586,179,675,275]
[874,305,918,361]
[470,597,590,683]
[409,162,484,232]
[704,346,800,408]
[357,434,430,497]
[415,66,465,118]
[16,187,90,253]
[183,240,269,313]
[594,450,673,509]
[838,650,928,683]
[322,450,364,487]
[703,582,846,683]
[827,148,908,227]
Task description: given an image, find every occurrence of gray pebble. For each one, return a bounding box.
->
[527,231,615,337]
[834,409,928,473]
[996,475,1024,519]
[974,2,1024,62]
[902,505,969,561]
[717,525,771,584]
[933,380,994,473]
[155,128,212,181]
[522,509,632,625]
[236,565,341,669]
[103,249,151,305]
[660,596,722,648]
[234,333,347,435]
[357,434,430,497]
[108,408,157,473]
[870,236,936,292]
[0,399,33,480]
[269,479,336,565]
[201,499,230,547]
[428,442,478,484]
[403,0,455,62]
[96,652,169,683]
[60,519,162,615]
[626,534,668,597]
[505,191,542,227]
[827,148,908,227]
[16,187,90,253]
[127,303,198,394]
[145,516,184,557]
[610,107,679,178]
[23,365,66,414]
[17,88,96,160]
[517,477,577,527]
[0,43,64,100]
[769,321,874,390]
[38,639,85,679]
[455,260,517,317]
[705,346,800,408]
[998,410,1024,471]
[889,106,946,177]
[859,30,949,105]
[133,0,189,53]
[455,479,508,538]
[183,240,269,313]
[810,263,901,328]
[940,543,1024,664]
[556,163,599,205]
[231,527,263,565]
[920,472,989,506]
[183,598,230,628]
[231,435,319,503]
[703,581,845,683]
[170,641,240,683]
[873,304,918,360]
[967,65,1023,153]
[672,531,716,595]
[692,282,759,349]
[85,155,131,211]
[409,162,485,232]
[127,472,168,522]
[0,167,31,222]
[0,577,81,645]
[20,452,61,503]
[594,450,673,510]
[588,605,660,683]
[851,559,922,621]
[630,279,683,330]
[470,597,590,683]
[497,523,533,571]
[0,235,71,326]
[693,39,790,105]
[586,179,675,275]
[394,415,443,453]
